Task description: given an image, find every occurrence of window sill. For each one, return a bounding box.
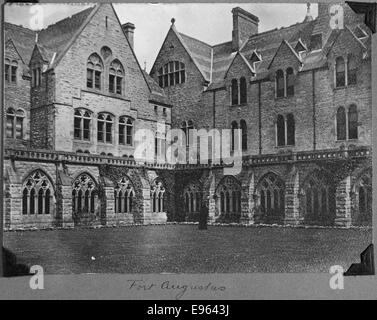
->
[275,95,294,100]
[230,103,248,107]
[73,139,91,143]
[334,84,357,91]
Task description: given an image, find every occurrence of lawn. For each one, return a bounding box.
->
[3,225,372,274]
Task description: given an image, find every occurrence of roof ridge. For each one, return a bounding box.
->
[38,6,95,32]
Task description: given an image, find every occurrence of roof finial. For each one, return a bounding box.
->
[144,61,147,71]
[171,18,175,25]
[304,3,313,22]
[35,32,38,43]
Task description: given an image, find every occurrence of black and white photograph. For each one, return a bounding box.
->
[1,1,376,286]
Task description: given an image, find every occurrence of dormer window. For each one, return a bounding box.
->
[310,34,322,51]
[354,25,368,40]
[250,50,262,70]
[158,61,185,88]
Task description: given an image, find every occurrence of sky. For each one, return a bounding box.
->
[4,3,318,73]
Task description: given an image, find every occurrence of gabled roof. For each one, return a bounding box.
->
[267,39,302,69]
[142,70,171,106]
[37,5,97,68]
[224,51,255,78]
[4,22,37,64]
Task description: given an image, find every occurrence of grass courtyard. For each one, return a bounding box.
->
[3,224,372,274]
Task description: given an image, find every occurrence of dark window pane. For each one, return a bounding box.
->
[106,122,112,143]
[286,68,294,96]
[277,115,285,146]
[11,66,17,82]
[336,57,345,87]
[231,79,238,105]
[74,117,81,139]
[97,121,104,142]
[126,125,132,145]
[95,71,101,89]
[347,56,357,85]
[180,70,185,83]
[6,115,14,138]
[109,74,115,93]
[169,73,174,86]
[164,74,168,87]
[336,107,346,140]
[175,71,180,84]
[348,105,358,139]
[5,64,9,82]
[15,117,23,139]
[286,113,295,145]
[87,69,93,88]
[158,75,163,87]
[240,77,247,104]
[116,77,122,94]
[119,124,125,144]
[83,118,90,140]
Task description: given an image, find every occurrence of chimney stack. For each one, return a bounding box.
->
[122,22,135,50]
[232,7,259,52]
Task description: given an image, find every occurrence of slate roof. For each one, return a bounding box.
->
[4,22,37,64]
[4,6,96,67]
[143,70,171,106]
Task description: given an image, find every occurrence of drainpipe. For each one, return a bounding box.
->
[258,81,262,154]
[312,70,316,150]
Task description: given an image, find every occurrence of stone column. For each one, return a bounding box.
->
[61,185,74,228]
[284,170,301,225]
[104,185,115,226]
[240,174,255,225]
[335,175,352,227]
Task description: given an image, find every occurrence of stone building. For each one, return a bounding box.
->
[3,3,373,229]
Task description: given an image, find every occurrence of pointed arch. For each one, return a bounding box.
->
[22,169,55,216]
[256,172,285,223]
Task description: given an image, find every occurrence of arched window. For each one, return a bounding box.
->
[216,176,242,221]
[231,121,238,152]
[286,113,295,146]
[72,173,97,215]
[231,79,238,105]
[276,69,284,98]
[181,120,194,147]
[158,61,185,88]
[5,59,17,84]
[6,108,24,139]
[240,77,247,104]
[303,171,335,224]
[22,170,53,216]
[240,119,247,151]
[257,173,285,222]
[119,116,133,146]
[97,113,113,143]
[87,53,103,90]
[336,107,346,140]
[348,105,358,140]
[109,59,124,94]
[276,114,285,146]
[114,177,135,214]
[150,179,165,213]
[74,109,91,141]
[335,57,345,87]
[183,184,201,220]
[347,55,357,85]
[286,67,294,96]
